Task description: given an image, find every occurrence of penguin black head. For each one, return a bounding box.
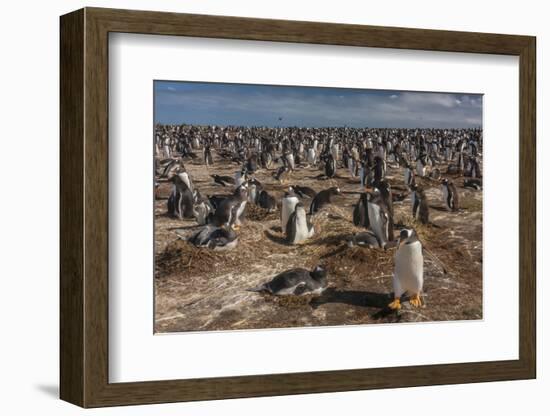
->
[310,265,327,281]
[398,228,417,247]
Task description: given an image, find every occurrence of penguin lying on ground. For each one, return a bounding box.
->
[257,190,277,212]
[291,185,317,199]
[187,225,238,250]
[309,187,341,214]
[247,265,327,296]
[346,231,382,248]
[211,174,235,187]
[463,178,482,190]
[388,228,424,310]
[286,202,315,244]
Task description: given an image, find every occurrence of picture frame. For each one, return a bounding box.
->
[60,7,536,408]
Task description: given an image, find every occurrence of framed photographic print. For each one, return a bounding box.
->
[60,7,536,408]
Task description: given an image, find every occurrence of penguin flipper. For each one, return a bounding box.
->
[293,282,308,296]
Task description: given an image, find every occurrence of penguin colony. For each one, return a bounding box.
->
[155,124,482,322]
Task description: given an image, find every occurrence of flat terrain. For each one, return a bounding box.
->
[154,154,482,333]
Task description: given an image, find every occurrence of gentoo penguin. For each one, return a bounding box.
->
[463,178,482,190]
[187,225,238,250]
[274,165,290,183]
[377,180,394,218]
[366,190,394,246]
[411,184,430,225]
[257,190,277,212]
[346,231,381,248]
[203,144,213,166]
[388,228,424,310]
[167,175,195,219]
[404,163,416,189]
[247,182,259,204]
[210,185,248,228]
[286,202,315,244]
[307,147,316,166]
[281,189,300,231]
[416,155,428,177]
[260,150,273,169]
[441,178,459,211]
[373,156,386,186]
[353,192,370,228]
[211,174,235,187]
[193,196,214,225]
[430,168,441,181]
[291,185,316,199]
[248,265,327,296]
[309,187,341,214]
[176,169,193,193]
[324,154,336,178]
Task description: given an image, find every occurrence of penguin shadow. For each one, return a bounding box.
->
[307,233,349,247]
[310,287,393,310]
[429,205,449,212]
[263,229,288,245]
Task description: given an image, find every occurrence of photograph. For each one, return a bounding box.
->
[153,81,483,333]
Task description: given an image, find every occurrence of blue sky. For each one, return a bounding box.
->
[154,81,482,128]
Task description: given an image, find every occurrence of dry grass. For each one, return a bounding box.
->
[154,157,483,332]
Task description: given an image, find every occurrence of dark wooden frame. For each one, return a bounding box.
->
[60,7,536,408]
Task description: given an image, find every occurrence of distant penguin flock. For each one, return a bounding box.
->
[155,124,482,308]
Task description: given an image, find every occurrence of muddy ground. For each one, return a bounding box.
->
[154,154,482,333]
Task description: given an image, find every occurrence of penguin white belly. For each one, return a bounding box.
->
[367,202,386,244]
[234,201,247,225]
[292,214,313,243]
[441,185,450,210]
[404,169,411,186]
[307,149,315,165]
[178,172,192,191]
[394,242,424,295]
[416,160,425,177]
[281,197,299,231]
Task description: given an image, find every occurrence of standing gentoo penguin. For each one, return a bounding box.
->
[210,185,248,229]
[167,174,195,219]
[203,144,213,166]
[388,229,424,310]
[324,154,336,178]
[404,163,416,190]
[257,190,277,212]
[441,178,459,211]
[281,188,300,231]
[309,187,341,214]
[353,192,370,228]
[411,184,430,225]
[286,202,315,244]
[248,265,328,296]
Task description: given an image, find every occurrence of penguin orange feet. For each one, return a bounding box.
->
[409,294,423,308]
[232,224,241,231]
[388,298,401,310]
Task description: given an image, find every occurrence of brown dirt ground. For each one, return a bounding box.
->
[154,154,482,333]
